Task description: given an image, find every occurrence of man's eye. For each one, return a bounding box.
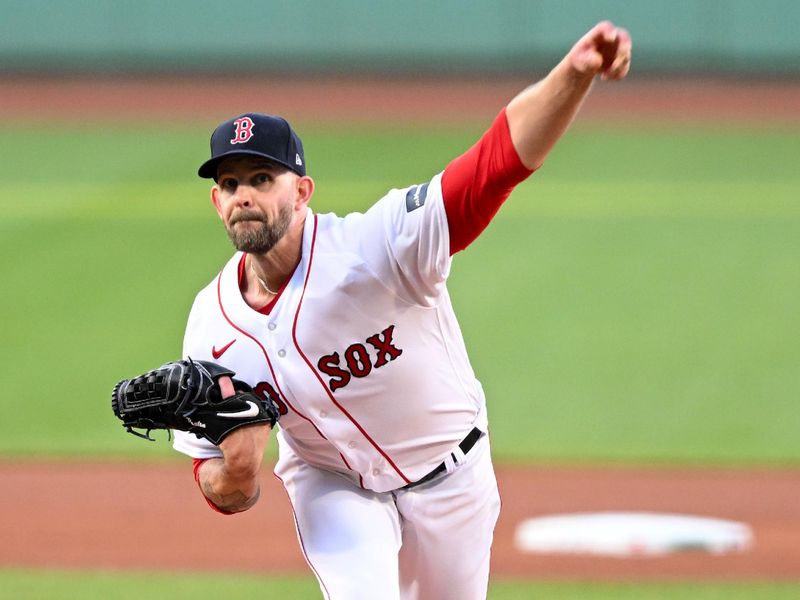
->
[220,178,237,190]
[254,173,271,185]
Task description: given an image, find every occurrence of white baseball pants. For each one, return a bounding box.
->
[274,434,501,600]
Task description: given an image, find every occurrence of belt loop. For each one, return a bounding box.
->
[401,426,483,490]
[443,453,457,474]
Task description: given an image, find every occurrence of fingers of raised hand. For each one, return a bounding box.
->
[573,21,631,80]
[601,27,632,80]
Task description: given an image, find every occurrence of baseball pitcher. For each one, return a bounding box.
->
[113,21,632,600]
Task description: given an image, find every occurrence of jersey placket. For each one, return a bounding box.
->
[284,215,411,491]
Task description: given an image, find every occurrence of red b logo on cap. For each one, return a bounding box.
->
[230,117,254,144]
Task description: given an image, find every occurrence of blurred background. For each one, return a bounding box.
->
[1,0,798,75]
[1,1,798,599]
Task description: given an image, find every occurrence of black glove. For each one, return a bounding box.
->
[111,358,280,445]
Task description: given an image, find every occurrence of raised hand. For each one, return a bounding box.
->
[567,21,632,81]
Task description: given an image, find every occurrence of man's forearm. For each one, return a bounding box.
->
[506,21,631,170]
[505,59,594,170]
[194,387,271,514]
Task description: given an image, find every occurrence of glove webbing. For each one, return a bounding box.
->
[116,369,190,411]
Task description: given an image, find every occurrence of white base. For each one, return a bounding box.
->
[514,512,753,557]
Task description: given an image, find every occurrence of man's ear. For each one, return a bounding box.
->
[295,176,315,210]
[210,185,224,219]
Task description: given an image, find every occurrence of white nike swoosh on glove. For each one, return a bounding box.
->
[216,400,260,419]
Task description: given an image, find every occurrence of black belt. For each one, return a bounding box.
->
[403,427,483,490]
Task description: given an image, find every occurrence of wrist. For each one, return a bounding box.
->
[553,57,597,91]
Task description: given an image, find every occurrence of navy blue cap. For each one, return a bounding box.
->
[198,113,306,179]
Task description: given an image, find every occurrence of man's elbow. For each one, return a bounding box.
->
[201,479,262,514]
[197,456,263,514]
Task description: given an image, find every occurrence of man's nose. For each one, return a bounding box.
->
[233,184,255,206]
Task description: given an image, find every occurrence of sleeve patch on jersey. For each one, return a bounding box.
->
[405,182,430,213]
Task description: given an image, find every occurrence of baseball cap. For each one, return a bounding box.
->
[197,113,306,179]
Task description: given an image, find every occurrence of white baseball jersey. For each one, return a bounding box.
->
[174,172,489,492]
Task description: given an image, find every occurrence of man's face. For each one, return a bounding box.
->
[212,157,297,254]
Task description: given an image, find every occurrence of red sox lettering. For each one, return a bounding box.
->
[316,325,403,392]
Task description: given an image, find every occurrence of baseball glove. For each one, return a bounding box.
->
[111,358,280,445]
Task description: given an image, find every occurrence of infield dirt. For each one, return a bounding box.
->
[2,461,800,580]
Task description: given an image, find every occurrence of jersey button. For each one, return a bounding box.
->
[277,349,286,357]
[268,322,277,331]
[347,441,356,449]
[372,468,381,476]
[319,410,328,418]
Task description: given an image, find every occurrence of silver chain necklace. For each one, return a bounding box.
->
[249,260,279,295]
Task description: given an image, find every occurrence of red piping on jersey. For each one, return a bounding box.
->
[231,255,356,474]
[274,472,332,600]
[441,107,534,254]
[216,267,353,472]
[291,214,413,485]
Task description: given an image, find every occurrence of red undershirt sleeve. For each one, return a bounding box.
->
[192,457,236,516]
[441,107,535,254]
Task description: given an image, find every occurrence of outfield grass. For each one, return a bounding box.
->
[0,122,797,463]
[1,569,799,600]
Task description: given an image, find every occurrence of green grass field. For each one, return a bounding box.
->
[2,569,799,600]
[0,118,798,598]
[0,121,798,464]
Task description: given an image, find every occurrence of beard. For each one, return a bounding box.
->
[225,204,292,254]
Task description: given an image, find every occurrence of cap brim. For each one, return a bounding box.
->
[197,149,299,179]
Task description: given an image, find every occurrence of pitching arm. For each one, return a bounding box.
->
[441,21,631,254]
[506,21,632,170]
